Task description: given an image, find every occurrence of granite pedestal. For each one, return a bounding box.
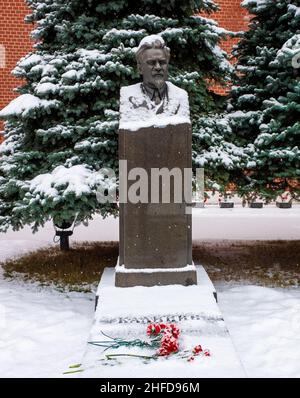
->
[117,122,197,287]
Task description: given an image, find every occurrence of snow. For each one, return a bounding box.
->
[81,267,245,378]
[195,145,244,169]
[36,82,58,95]
[116,263,196,274]
[160,28,191,43]
[288,4,300,17]
[119,82,190,131]
[241,0,272,10]
[217,284,300,378]
[0,272,94,378]
[76,49,110,63]
[17,53,42,68]
[204,39,233,73]
[0,211,300,377]
[0,94,59,118]
[0,224,300,378]
[137,34,166,51]
[103,29,145,42]
[40,64,57,77]
[0,136,19,155]
[29,165,95,198]
[62,69,85,81]
[238,94,256,102]
[274,34,300,66]
[95,267,218,321]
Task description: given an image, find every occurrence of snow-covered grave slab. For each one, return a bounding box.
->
[78,266,246,378]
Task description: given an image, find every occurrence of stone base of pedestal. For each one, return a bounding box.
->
[115,262,197,287]
[76,267,246,378]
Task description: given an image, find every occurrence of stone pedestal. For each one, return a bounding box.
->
[116,123,197,287]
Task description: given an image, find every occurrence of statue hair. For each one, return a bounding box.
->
[135,39,170,64]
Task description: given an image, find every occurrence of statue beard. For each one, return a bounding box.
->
[152,76,165,90]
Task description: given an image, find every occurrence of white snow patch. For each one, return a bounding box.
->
[116,263,196,274]
[76,49,111,63]
[137,34,165,50]
[288,4,300,17]
[0,273,93,377]
[241,0,272,10]
[62,69,85,81]
[0,94,58,118]
[29,165,93,198]
[36,82,58,95]
[17,53,42,68]
[218,284,300,378]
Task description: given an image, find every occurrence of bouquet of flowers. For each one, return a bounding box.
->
[88,322,210,362]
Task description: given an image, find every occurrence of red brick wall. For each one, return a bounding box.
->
[212,0,250,54]
[0,0,250,141]
[208,0,250,94]
[0,0,33,138]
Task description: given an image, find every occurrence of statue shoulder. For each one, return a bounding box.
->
[120,83,142,100]
[166,82,189,102]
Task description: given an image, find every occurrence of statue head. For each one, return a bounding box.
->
[136,35,170,90]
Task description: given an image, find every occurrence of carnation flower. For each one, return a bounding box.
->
[169,323,180,339]
[147,323,162,336]
[192,345,203,355]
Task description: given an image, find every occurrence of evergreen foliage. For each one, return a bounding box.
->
[0,0,231,231]
[195,0,300,202]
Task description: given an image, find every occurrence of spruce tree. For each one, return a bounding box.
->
[194,0,300,202]
[228,0,300,203]
[0,0,232,232]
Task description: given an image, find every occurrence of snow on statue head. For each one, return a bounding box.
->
[136,35,170,91]
[136,35,171,63]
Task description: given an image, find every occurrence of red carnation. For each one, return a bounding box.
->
[158,332,179,355]
[169,323,180,339]
[192,345,203,355]
[147,323,162,336]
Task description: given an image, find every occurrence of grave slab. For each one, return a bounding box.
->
[77,267,246,378]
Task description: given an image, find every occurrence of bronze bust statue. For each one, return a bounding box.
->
[119,35,190,131]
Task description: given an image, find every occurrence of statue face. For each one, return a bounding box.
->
[138,48,169,89]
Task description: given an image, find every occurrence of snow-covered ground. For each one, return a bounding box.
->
[217,284,300,378]
[0,209,299,377]
[1,271,299,377]
[0,276,94,378]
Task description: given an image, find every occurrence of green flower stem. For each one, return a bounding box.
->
[63,369,84,375]
[105,353,156,360]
